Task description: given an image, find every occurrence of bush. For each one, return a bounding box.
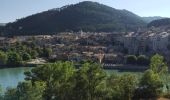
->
[7,52,22,65]
[42,48,52,58]
[137,55,150,66]
[107,73,138,100]
[135,70,164,98]
[3,82,45,100]
[0,51,7,65]
[126,55,137,64]
[30,50,38,59]
[22,53,31,61]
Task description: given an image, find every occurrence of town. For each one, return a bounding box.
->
[0,27,170,67]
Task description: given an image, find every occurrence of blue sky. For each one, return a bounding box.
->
[0,0,170,23]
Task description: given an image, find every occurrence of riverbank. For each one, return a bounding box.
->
[0,64,41,69]
[0,58,46,69]
[0,63,166,73]
[103,64,149,72]
[0,63,149,72]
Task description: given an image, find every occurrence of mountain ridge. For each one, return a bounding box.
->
[0,23,6,26]
[148,18,170,28]
[142,16,167,23]
[4,1,147,35]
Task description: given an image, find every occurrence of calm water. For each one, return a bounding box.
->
[0,67,32,92]
[0,67,142,92]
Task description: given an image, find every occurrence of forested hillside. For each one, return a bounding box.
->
[142,16,166,23]
[4,1,146,35]
[148,18,170,28]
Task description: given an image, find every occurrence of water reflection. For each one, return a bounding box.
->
[0,67,32,92]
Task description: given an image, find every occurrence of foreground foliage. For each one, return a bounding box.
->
[0,41,53,66]
[1,54,170,100]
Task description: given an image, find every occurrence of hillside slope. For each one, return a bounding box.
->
[148,18,170,28]
[4,1,146,35]
[142,16,166,23]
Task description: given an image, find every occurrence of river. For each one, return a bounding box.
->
[0,67,32,92]
[0,67,143,93]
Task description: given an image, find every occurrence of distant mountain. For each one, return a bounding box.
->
[0,26,4,34]
[0,23,6,26]
[0,23,5,35]
[4,1,146,35]
[148,18,170,28]
[142,16,167,23]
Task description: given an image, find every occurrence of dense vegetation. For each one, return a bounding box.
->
[148,18,170,28]
[0,41,52,66]
[142,16,166,23]
[126,55,150,65]
[0,54,169,100]
[3,1,146,35]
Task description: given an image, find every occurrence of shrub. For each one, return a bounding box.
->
[135,70,164,98]
[137,55,150,66]
[22,53,31,61]
[126,55,137,64]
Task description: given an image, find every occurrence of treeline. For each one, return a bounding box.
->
[0,54,170,100]
[0,41,52,66]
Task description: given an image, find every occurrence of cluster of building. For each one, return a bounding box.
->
[0,29,170,64]
[122,31,170,59]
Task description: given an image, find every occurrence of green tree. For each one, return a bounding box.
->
[3,88,18,100]
[126,55,137,64]
[150,54,170,94]
[119,74,138,100]
[150,54,168,75]
[43,48,52,58]
[7,52,22,65]
[16,82,45,100]
[139,70,163,98]
[135,54,168,99]
[73,63,107,100]
[0,51,7,65]
[107,73,138,100]
[30,50,38,59]
[22,53,31,61]
[137,55,150,66]
[35,47,43,57]
[106,73,121,100]
[24,61,75,100]
[3,82,45,100]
